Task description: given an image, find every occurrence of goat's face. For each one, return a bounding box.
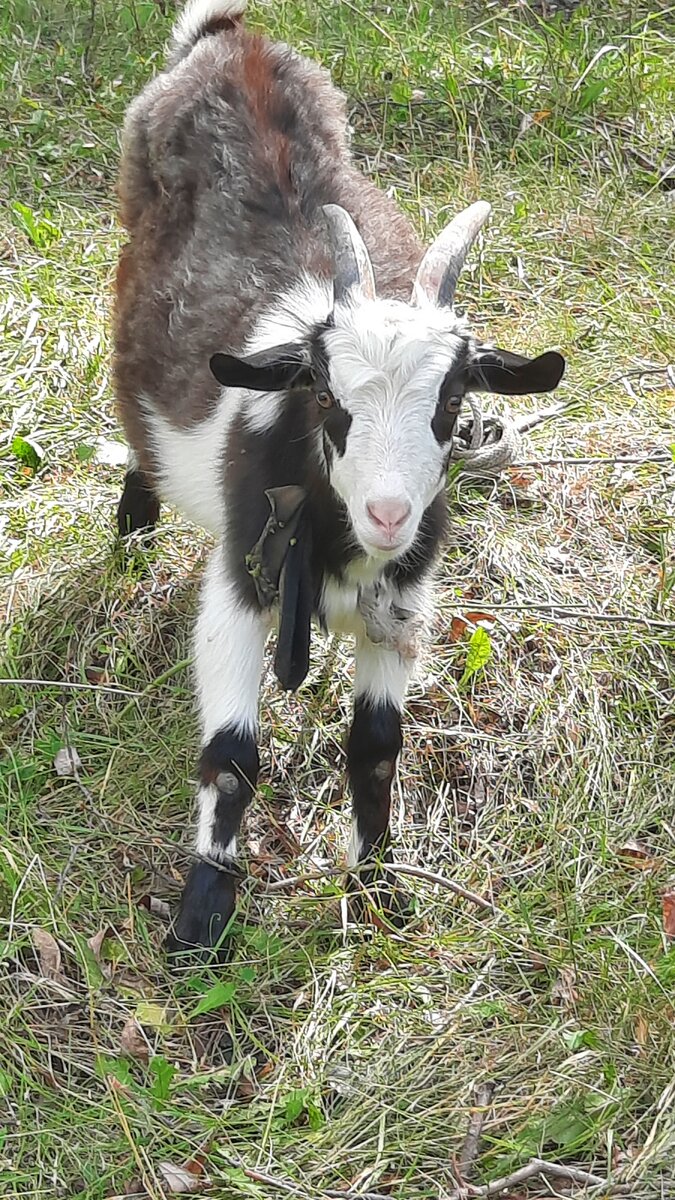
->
[315,300,476,559]
[210,202,565,563]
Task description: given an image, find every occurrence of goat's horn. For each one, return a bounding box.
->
[413,201,491,309]
[323,204,376,302]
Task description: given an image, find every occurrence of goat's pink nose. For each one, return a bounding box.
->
[366,499,411,536]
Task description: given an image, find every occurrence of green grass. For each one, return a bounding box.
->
[1,0,675,1197]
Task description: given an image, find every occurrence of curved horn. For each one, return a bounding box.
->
[323,204,376,303]
[413,201,491,309]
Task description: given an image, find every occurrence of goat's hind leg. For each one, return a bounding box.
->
[167,550,267,963]
[117,452,161,537]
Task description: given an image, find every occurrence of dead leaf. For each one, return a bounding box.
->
[662,888,675,939]
[54,746,82,777]
[449,616,467,642]
[551,965,578,1008]
[106,1073,134,1099]
[32,927,65,981]
[87,928,108,962]
[635,1014,649,1049]
[617,839,657,870]
[464,611,496,626]
[122,1179,145,1197]
[158,1161,206,1194]
[120,1016,149,1065]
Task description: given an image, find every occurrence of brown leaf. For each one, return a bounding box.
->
[87,928,108,962]
[32,927,65,981]
[236,1074,257,1099]
[464,612,496,626]
[449,616,467,642]
[551,965,578,1008]
[617,839,657,870]
[662,888,675,940]
[158,1161,206,1193]
[120,1016,149,1065]
[635,1014,649,1049]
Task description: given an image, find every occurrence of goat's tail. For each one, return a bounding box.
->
[169,0,247,65]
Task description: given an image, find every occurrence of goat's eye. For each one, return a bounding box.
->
[444,394,462,414]
[316,390,334,409]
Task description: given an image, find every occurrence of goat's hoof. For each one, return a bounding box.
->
[166,861,237,965]
[117,469,160,539]
[349,869,414,931]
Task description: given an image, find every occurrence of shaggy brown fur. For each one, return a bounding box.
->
[114,22,422,473]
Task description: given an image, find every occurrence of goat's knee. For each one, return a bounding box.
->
[167,728,259,962]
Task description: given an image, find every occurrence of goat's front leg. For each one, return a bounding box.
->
[117,452,160,537]
[167,550,267,962]
[347,638,414,926]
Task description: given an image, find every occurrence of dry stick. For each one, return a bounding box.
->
[458,1081,496,1181]
[512,452,672,468]
[0,677,140,696]
[222,1156,630,1200]
[262,861,499,914]
[442,603,675,633]
[473,1157,630,1197]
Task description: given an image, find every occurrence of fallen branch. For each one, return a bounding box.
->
[457,1081,496,1181]
[472,1157,630,1197]
[262,860,500,914]
[219,1153,630,1200]
[513,452,672,468]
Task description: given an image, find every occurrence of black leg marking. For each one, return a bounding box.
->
[165,860,239,964]
[117,468,161,538]
[167,728,259,963]
[347,699,411,926]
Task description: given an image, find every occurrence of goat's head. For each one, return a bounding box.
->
[211,203,565,562]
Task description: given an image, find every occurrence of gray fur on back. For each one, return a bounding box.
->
[114,26,423,440]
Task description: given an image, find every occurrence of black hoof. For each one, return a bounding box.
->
[349,868,415,930]
[117,469,160,539]
[166,861,238,965]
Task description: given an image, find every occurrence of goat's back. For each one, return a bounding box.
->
[115,24,422,435]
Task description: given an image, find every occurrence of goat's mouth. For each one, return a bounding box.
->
[359,531,414,561]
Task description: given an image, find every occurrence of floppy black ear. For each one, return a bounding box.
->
[210,343,314,392]
[469,349,565,395]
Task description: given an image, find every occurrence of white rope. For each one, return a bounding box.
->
[449,397,568,477]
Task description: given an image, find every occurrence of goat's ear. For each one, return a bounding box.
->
[210,343,313,392]
[468,349,565,395]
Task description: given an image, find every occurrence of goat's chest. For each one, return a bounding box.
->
[319,558,382,640]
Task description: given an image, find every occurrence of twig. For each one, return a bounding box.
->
[54,843,80,900]
[262,861,499,914]
[472,1157,630,1196]
[513,453,673,468]
[220,1154,630,1200]
[441,603,675,633]
[220,1156,395,1200]
[0,677,140,696]
[458,1081,496,1180]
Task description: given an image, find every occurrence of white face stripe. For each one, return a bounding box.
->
[324,298,470,559]
[195,550,270,742]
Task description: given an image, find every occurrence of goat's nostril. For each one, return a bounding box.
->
[366,499,411,534]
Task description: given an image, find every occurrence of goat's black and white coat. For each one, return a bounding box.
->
[114,0,565,957]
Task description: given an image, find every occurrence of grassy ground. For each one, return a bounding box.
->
[1,0,675,1197]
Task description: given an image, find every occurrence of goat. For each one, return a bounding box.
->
[114,0,565,959]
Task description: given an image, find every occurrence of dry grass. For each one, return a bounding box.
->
[1,1,674,1197]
